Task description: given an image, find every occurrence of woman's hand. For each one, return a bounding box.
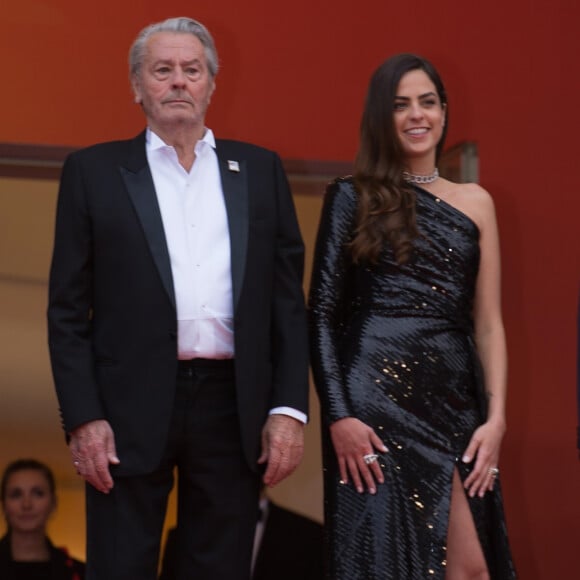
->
[330,417,388,494]
[462,418,506,497]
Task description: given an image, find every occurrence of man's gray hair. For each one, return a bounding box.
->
[129,17,219,78]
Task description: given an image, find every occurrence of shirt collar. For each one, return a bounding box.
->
[145,127,216,152]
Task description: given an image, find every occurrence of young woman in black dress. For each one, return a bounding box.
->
[309,53,516,579]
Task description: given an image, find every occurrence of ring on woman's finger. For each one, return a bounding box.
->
[363,454,379,465]
[488,467,499,477]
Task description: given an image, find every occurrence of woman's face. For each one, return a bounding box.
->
[2,469,55,533]
[392,68,446,164]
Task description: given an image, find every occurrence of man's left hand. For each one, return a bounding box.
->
[258,414,304,487]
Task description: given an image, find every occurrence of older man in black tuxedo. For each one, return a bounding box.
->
[47,16,309,580]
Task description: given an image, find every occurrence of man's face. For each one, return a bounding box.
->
[132,32,216,136]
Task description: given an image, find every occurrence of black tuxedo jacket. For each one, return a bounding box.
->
[48,131,309,475]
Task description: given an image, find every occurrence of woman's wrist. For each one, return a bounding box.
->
[486,413,506,433]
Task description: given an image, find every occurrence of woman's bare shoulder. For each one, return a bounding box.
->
[436,179,496,230]
[457,181,493,202]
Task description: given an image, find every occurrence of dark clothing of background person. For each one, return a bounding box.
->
[0,535,85,580]
[159,500,324,580]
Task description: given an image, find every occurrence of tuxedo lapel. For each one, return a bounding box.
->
[119,133,176,310]
[216,147,249,310]
[117,136,249,312]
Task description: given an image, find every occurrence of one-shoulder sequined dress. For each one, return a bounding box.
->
[309,178,516,579]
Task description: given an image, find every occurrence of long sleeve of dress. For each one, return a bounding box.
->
[308,178,358,424]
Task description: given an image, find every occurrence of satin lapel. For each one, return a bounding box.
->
[119,134,176,309]
[217,152,248,310]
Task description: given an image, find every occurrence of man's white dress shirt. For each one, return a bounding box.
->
[146,128,306,423]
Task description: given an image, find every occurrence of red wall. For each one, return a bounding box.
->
[2,1,578,577]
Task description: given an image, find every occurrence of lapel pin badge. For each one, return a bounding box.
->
[227,160,240,173]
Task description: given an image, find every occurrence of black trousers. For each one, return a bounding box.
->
[85,359,261,580]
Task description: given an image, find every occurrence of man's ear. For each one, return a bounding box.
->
[131,75,142,104]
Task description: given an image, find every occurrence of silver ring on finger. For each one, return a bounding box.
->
[488,467,499,477]
[363,453,379,465]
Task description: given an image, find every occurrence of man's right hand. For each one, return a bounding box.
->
[70,419,120,493]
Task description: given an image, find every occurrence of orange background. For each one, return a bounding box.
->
[1,1,578,578]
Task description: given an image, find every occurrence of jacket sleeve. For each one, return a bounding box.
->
[308,178,358,424]
[47,152,105,433]
[268,153,310,415]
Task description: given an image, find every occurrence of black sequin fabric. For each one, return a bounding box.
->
[309,177,516,579]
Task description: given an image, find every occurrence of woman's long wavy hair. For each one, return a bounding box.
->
[351,53,448,264]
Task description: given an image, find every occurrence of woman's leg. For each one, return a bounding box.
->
[445,469,490,580]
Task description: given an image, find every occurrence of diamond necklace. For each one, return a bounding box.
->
[402,168,439,184]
